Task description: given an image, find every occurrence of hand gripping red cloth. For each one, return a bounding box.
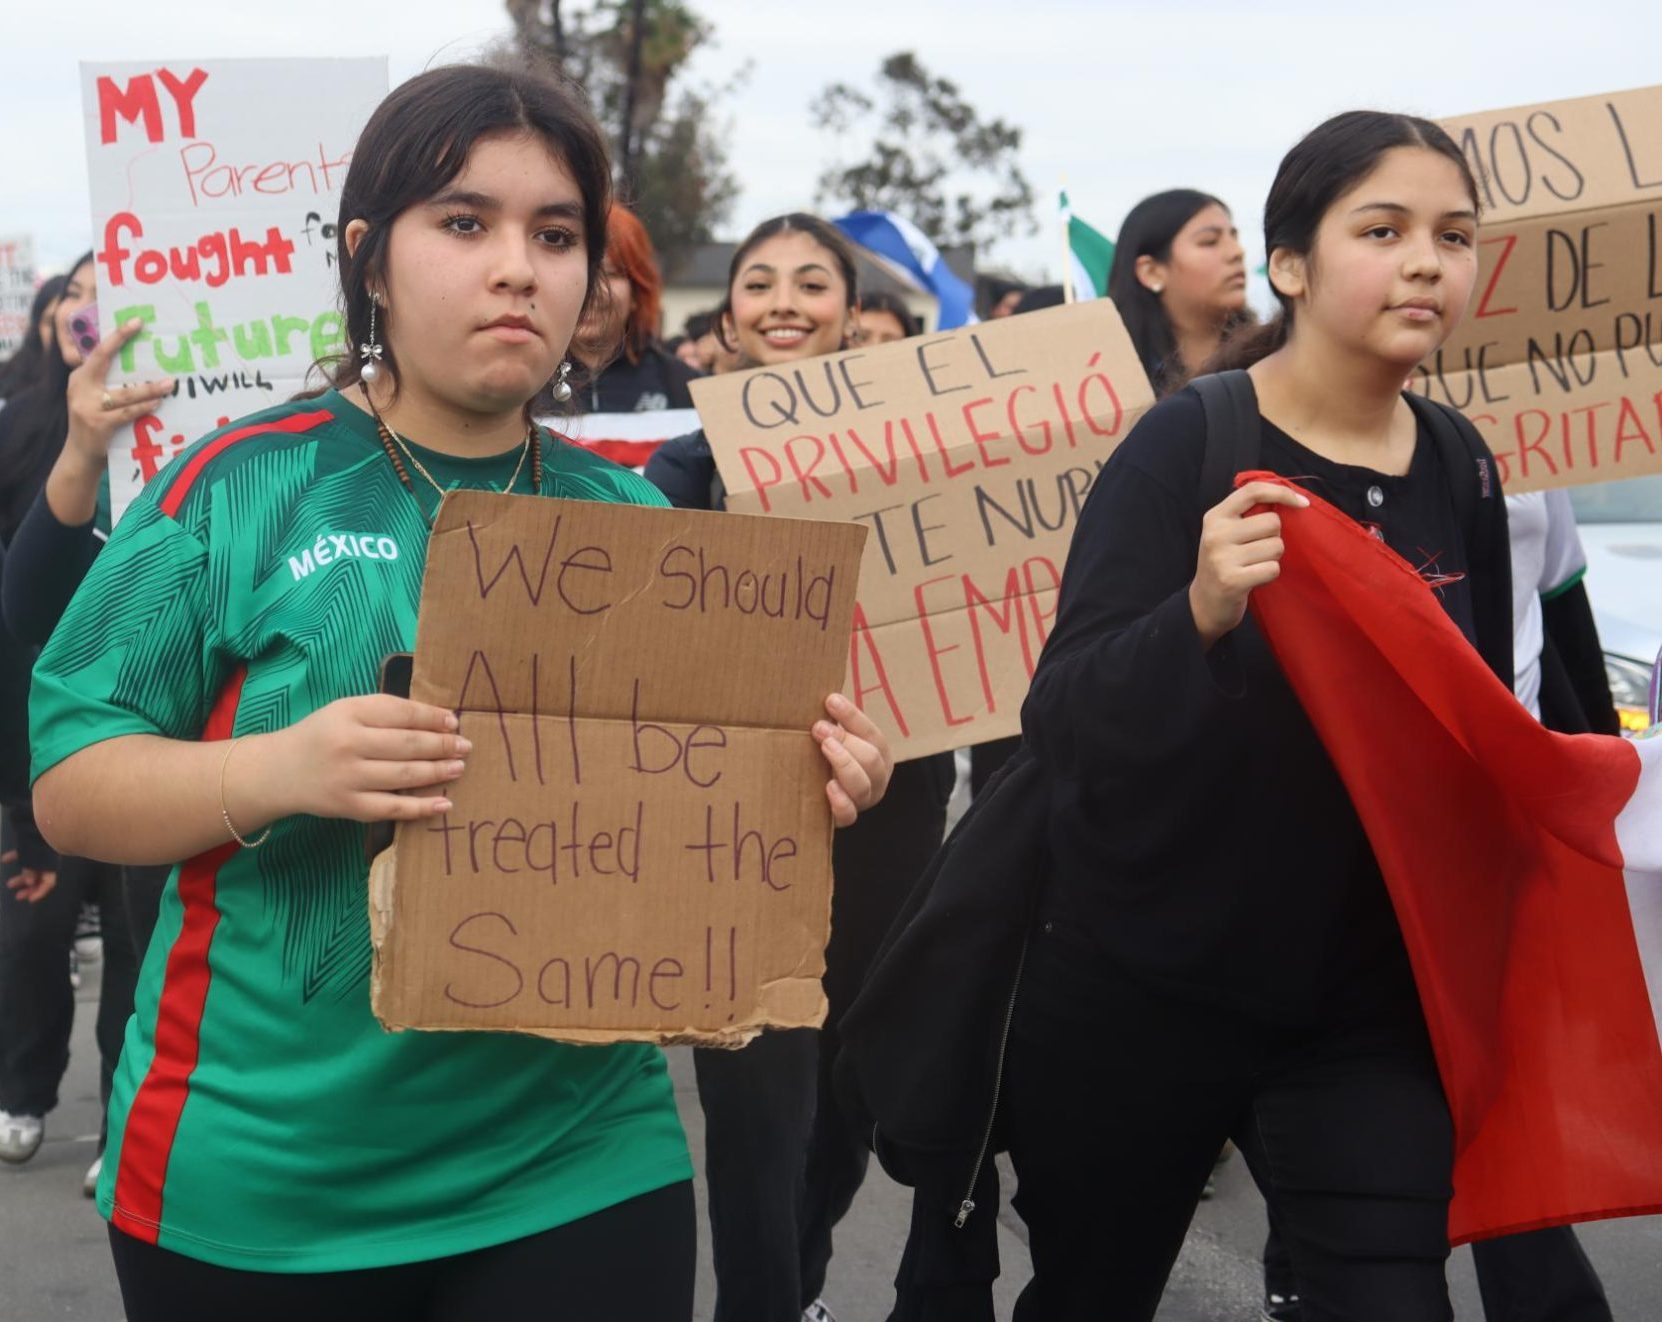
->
[1239,470,1662,1244]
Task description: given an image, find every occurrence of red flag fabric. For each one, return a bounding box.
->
[547,408,701,471]
[1241,470,1662,1243]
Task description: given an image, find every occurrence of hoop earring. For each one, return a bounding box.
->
[360,293,384,383]
[551,358,573,402]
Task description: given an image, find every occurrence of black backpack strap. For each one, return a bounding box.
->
[1404,393,1514,689]
[1406,393,1484,544]
[1193,370,1263,511]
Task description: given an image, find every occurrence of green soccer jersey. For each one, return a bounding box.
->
[30,390,692,1271]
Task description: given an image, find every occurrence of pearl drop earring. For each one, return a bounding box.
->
[359,294,384,383]
[551,358,573,402]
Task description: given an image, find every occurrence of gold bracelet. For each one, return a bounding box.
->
[219,736,273,849]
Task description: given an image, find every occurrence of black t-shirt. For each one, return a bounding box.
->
[1022,387,1488,1026]
[586,343,699,413]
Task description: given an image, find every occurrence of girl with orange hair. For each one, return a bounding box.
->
[568,202,700,413]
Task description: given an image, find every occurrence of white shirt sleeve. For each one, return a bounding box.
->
[1539,488,1588,599]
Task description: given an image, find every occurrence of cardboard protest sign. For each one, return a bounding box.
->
[0,236,35,358]
[80,58,386,522]
[1425,86,1662,492]
[369,491,867,1047]
[691,300,1155,761]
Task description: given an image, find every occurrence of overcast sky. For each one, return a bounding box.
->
[7,0,1660,310]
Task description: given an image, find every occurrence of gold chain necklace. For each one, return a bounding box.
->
[391,421,531,502]
[362,387,539,519]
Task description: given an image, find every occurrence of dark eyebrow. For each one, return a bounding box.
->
[427,189,583,221]
[1350,201,1478,223]
[532,200,585,222]
[740,261,836,279]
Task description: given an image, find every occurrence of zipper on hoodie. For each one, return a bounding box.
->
[954,932,1029,1229]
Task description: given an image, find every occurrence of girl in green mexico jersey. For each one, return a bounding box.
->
[29,62,892,1321]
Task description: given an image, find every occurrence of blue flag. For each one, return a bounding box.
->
[832,210,978,330]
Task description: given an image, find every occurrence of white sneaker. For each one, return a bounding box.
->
[0,1111,44,1163]
[803,1301,837,1322]
[83,1153,103,1198]
[1263,1291,1302,1322]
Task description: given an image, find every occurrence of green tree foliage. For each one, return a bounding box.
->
[505,0,740,270]
[811,52,1036,248]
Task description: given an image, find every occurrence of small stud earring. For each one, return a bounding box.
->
[551,358,573,402]
[1151,284,1164,295]
[360,293,384,383]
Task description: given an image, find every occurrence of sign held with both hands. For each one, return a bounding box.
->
[370,490,866,1048]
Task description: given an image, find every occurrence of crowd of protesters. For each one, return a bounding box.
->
[0,52,1651,1322]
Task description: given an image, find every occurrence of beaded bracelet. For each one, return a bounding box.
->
[220,736,273,849]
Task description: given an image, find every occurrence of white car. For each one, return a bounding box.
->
[1568,475,1662,732]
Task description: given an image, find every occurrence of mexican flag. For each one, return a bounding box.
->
[1060,190,1114,301]
[1245,471,1662,1243]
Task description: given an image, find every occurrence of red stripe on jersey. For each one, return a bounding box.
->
[110,667,248,1243]
[159,409,335,519]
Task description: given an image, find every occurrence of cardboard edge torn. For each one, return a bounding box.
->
[367,824,826,1049]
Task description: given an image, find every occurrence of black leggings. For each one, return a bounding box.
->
[1005,916,1454,1322]
[0,854,133,1139]
[108,1181,697,1322]
[692,754,953,1320]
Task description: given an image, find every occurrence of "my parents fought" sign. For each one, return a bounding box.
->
[80,58,386,522]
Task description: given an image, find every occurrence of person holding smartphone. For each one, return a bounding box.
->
[0,255,172,1192]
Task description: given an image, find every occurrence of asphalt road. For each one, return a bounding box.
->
[4,966,1662,1319]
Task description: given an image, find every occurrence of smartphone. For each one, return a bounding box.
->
[381,651,414,701]
[364,653,417,863]
[67,302,100,356]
